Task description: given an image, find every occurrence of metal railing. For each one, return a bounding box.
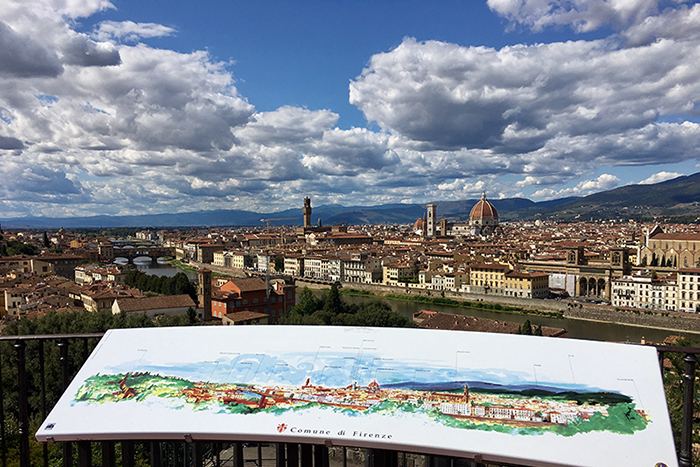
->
[0,333,697,467]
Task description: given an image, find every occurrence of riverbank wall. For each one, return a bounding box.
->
[296,280,700,334]
[177,261,248,279]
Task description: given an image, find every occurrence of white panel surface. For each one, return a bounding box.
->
[36,326,678,467]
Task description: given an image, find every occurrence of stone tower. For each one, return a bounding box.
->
[426,203,436,237]
[303,197,312,228]
[198,268,212,321]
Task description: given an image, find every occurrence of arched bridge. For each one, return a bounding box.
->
[99,245,174,262]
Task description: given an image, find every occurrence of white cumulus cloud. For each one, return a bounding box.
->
[638,171,683,184]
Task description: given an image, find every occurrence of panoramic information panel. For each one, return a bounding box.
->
[36,326,677,467]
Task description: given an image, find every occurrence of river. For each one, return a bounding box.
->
[326,291,700,344]
[114,258,199,281]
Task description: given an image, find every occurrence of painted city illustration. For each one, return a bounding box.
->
[72,347,650,438]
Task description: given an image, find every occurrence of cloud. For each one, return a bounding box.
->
[531,174,621,199]
[622,3,700,46]
[349,34,700,174]
[0,135,24,150]
[0,0,698,217]
[0,22,63,77]
[486,0,661,33]
[0,160,86,203]
[234,106,338,146]
[61,33,121,67]
[92,21,176,43]
[638,171,683,184]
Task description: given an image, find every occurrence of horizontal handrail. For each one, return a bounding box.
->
[0,333,105,342]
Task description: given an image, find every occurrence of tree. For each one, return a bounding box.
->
[187,307,197,324]
[322,282,344,315]
[293,287,320,316]
[6,241,38,256]
[650,253,659,267]
[520,320,533,335]
[280,286,411,328]
[640,256,647,266]
[345,302,411,327]
[42,231,50,248]
[534,325,543,336]
[274,255,285,272]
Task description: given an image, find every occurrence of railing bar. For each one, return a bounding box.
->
[0,332,105,342]
[315,444,329,467]
[78,440,91,467]
[83,337,89,362]
[276,444,286,467]
[0,344,6,467]
[122,441,135,467]
[194,442,204,467]
[14,340,30,467]
[258,443,263,467]
[287,443,298,467]
[58,339,73,467]
[39,340,49,467]
[300,444,312,467]
[653,344,700,355]
[679,353,697,467]
[150,441,162,467]
[101,441,116,467]
[343,447,347,467]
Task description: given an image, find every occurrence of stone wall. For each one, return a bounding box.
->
[187,261,247,279]
[564,306,700,333]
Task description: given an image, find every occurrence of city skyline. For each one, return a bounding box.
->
[1,0,700,219]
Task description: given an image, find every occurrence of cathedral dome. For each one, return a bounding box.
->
[469,192,498,226]
[414,218,424,229]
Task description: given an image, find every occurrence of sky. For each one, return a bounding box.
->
[1,0,700,218]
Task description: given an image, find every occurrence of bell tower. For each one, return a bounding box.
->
[198,268,212,321]
[303,197,312,228]
[426,203,436,237]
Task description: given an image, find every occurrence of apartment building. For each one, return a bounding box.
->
[504,271,550,299]
[678,268,700,312]
[611,273,677,311]
[468,263,510,295]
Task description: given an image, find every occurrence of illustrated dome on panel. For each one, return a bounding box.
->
[469,191,498,227]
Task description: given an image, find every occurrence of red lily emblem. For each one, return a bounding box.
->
[277,423,288,433]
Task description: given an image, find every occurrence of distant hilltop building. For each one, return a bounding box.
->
[416,191,501,237]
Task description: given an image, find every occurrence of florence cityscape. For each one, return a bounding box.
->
[2,0,700,466]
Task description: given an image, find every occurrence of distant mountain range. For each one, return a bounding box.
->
[2,172,699,229]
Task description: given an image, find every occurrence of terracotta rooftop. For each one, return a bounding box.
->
[115,294,196,313]
[223,277,267,292]
[414,311,566,337]
[223,310,269,323]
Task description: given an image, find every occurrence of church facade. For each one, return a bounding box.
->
[638,225,700,268]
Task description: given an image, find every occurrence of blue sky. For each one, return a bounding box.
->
[1,0,699,217]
